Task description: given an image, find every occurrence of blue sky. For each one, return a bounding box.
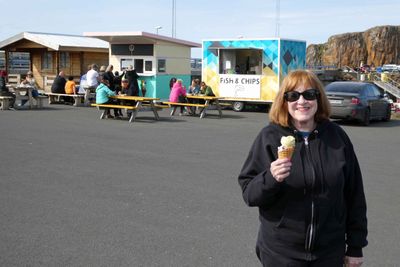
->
[0,0,399,58]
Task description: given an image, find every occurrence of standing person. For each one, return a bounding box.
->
[124,65,140,96]
[169,79,190,115]
[169,77,177,91]
[98,65,107,78]
[0,70,16,109]
[103,65,115,91]
[113,70,124,95]
[238,70,367,267]
[51,71,66,93]
[140,80,146,97]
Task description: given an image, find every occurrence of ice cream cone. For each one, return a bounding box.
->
[278,147,294,159]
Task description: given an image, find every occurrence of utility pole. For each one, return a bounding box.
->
[275,0,280,37]
[172,0,176,38]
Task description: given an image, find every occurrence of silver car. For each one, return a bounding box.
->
[325,82,391,126]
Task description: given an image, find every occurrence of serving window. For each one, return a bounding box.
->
[219,48,262,75]
[120,58,154,74]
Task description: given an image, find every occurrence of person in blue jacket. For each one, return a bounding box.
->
[96,76,119,119]
[238,70,367,267]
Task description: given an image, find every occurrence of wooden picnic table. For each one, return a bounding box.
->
[164,94,223,119]
[103,95,161,122]
[9,86,41,109]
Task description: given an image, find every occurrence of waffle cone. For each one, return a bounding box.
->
[278,147,294,159]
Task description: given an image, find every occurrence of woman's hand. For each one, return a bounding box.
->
[270,158,292,182]
[344,256,363,267]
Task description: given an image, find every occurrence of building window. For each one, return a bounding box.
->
[145,61,153,72]
[42,52,53,69]
[60,52,70,68]
[134,59,144,73]
[158,59,166,73]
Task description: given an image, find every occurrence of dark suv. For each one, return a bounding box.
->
[325,82,391,125]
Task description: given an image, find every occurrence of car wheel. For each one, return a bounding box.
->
[232,101,245,112]
[382,106,391,121]
[361,108,370,126]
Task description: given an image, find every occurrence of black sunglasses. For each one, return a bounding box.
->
[284,89,319,102]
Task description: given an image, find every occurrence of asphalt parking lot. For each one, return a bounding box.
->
[0,105,399,266]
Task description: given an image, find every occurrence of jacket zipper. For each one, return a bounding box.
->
[304,136,317,253]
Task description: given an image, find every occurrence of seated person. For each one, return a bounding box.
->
[20,71,39,106]
[64,76,76,105]
[51,71,66,93]
[0,70,16,109]
[119,79,129,95]
[169,79,191,115]
[188,79,200,95]
[188,78,200,114]
[77,73,87,94]
[200,81,215,96]
[96,77,119,119]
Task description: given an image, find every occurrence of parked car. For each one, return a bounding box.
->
[382,64,398,73]
[325,81,391,125]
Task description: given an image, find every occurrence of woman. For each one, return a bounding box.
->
[103,65,115,91]
[95,77,119,119]
[169,79,190,115]
[169,77,177,91]
[238,70,367,267]
[125,65,140,96]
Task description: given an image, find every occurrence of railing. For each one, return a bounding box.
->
[306,65,337,70]
[371,73,400,99]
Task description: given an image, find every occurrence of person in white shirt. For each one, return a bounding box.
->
[86,64,99,88]
[84,64,99,104]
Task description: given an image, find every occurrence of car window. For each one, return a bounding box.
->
[365,86,375,97]
[370,85,382,97]
[325,84,361,93]
[359,88,368,97]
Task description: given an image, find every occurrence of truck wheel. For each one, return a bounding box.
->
[232,101,245,112]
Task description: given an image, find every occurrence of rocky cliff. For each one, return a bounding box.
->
[306,25,400,68]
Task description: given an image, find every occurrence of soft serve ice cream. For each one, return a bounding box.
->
[278,136,295,159]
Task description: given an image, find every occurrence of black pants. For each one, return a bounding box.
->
[178,95,188,113]
[256,246,344,267]
[102,98,119,116]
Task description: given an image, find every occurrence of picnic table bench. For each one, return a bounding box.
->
[0,96,14,110]
[91,103,138,122]
[163,95,223,119]
[92,96,161,123]
[45,92,85,106]
[162,102,208,118]
[9,86,47,109]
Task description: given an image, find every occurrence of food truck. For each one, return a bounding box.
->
[202,38,306,111]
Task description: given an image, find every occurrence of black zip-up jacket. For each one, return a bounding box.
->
[238,120,367,260]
